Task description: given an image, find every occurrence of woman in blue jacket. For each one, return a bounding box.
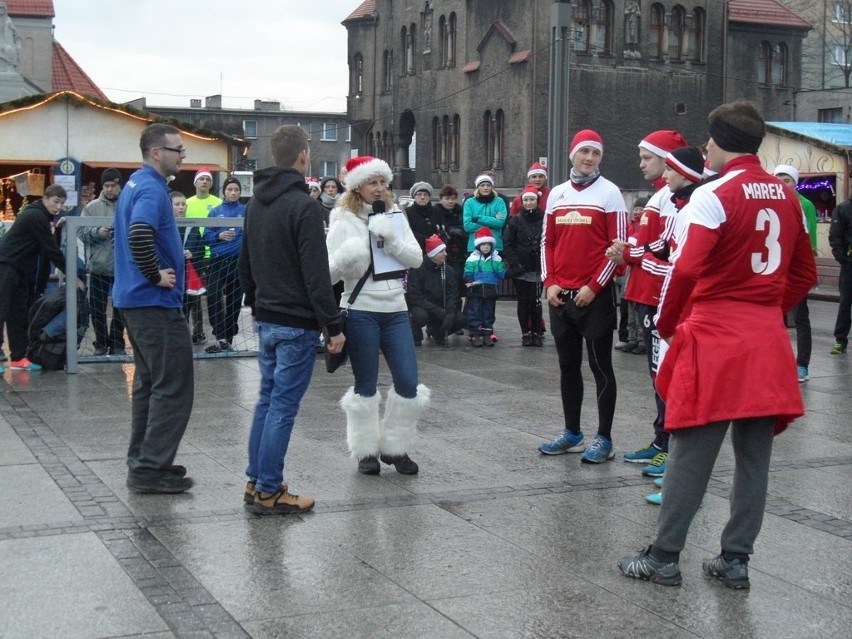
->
[462,174,508,252]
[204,177,245,352]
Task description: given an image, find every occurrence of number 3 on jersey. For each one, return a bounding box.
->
[751,208,781,275]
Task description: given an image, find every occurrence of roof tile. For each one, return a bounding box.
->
[6,0,55,18]
[343,0,375,23]
[728,0,811,30]
[52,41,108,101]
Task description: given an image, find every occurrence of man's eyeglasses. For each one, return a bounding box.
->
[158,146,187,155]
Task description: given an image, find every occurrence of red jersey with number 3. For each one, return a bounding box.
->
[654,155,817,434]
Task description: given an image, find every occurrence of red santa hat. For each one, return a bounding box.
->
[194,167,213,184]
[474,227,495,247]
[569,129,603,161]
[306,177,321,191]
[343,156,393,191]
[665,147,705,184]
[638,130,688,158]
[424,234,446,258]
[520,185,540,201]
[527,162,547,179]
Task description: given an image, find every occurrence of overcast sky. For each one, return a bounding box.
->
[52,0,358,112]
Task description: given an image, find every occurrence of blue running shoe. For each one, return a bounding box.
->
[654,476,664,489]
[642,452,667,477]
[797,365,809,383]
[538,430,585,455]
[646,492,662,505]
[624,443,659,463]
[580,434,615,464]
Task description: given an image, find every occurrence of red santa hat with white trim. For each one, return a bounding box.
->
[568,129,603,161]
[194,167,213,184]
[638,130,688,158]
[343,156,393,191]
[474,226,496,247]
[665,147,705,184]
[527,162,548,179]
[424,234,446,258]
[520,185,541,201]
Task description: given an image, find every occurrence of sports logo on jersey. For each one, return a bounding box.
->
[555,210,593,225]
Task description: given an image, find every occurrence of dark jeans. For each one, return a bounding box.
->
[514,279,543,334]
[549,292,617,437]
[121,307,194,479]
[207,255,243,343]
[835,261,852,346]
[467,296,497,336]
[0,265,31,360]
[88,273,125,350]
[410,306,466,342]
[794,297,811,367]
[637,303,668,451]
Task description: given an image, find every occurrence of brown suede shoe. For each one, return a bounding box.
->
[244,481,287,505]
[252,487,314,515]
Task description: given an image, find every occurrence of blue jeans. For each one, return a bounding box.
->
[467,297,496,336]
[346,310,418,398]
[246,322,318,494]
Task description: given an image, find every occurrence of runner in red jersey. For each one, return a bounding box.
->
[619,100,817,589]
[537,130,628,463]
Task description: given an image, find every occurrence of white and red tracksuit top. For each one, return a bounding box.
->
[653,155,817,434]
[541,176,628,294]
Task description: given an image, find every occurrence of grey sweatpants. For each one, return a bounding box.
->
[655,417,776,557]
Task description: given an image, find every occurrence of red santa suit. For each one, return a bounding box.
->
[654,155,817,434]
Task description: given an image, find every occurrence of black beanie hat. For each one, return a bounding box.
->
[222,177,242,195]
[665,147,706,184]
[101,168,121,185]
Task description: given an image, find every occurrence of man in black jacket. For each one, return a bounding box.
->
[239,124,344,515]
[408,234,466,345]
[0,184,83,371]
[829,197,852,354]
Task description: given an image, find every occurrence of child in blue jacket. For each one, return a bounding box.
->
[464,227,506,346]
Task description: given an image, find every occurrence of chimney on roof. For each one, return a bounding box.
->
[254,99,281,111]
[190,99,202,108]
[205,94,222,109]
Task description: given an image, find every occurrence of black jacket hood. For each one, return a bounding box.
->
[252,167,309,206]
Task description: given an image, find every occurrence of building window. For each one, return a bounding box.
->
[321,161,338,178]
[242,120,257,139]
[669,5,686,61]
[834,2,852,23]
[346,125,351,142]
[595,1,613,55]
[772,43,787,86]
[483,110,505,171]
[432,117,440,168]
[298,122,312,140]
[451,114,460,170]
[573,1,591,53]
[448,13,457,67]
[649,4,665,59]
[382,49,393,91]
[438,15,447,68]
[757,41,771,84]
[690,8,706,62]
[403,24,416,75]
[322,123,337,141]
[832,44,849,66]
[351,53,363,96]
[818,107,844,122]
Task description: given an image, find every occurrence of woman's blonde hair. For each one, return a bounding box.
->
[338,187,395,213]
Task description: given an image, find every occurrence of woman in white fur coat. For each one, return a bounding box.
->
[326,156,430,475]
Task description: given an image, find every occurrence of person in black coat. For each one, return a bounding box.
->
[434,184,467,299]
[502,185,545,346]
[408,235,466,345]
[405,182,444,250]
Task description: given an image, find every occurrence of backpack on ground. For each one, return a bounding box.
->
[26,286,89,370]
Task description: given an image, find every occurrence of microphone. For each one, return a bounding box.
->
[371,200,386,248]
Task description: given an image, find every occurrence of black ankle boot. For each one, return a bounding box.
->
[358,455,380,475]
[380,454,419,475]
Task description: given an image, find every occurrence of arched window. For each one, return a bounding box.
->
[366,130,374,156]
[448,13,457,67]
[494,110,505,170]
[451,114,461,170]
[441,115,450,170]
[649,4,664,59]
[483,110,493,170]
[382,50,393,92]
[595,1,613,55]
[669,6,686,61]
[401,27,408,75]
[757,41,771,85]
[690,8,705,62]
[438,15,447,68]
[407,23,417,74]
[772,42,788,86]
[351,53,363,96]
[573,1,591,53]
[432,117,440,168]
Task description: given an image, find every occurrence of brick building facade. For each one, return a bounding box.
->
[344,0,809,192]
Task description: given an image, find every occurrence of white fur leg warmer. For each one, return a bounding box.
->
[379,384,430,457]
[341,388,381,460]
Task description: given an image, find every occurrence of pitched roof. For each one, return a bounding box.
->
[728,0,811,30]
[768,122,852,150]
[343,0,376,24]
[6,0,55,18]
[52,41,108,101]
